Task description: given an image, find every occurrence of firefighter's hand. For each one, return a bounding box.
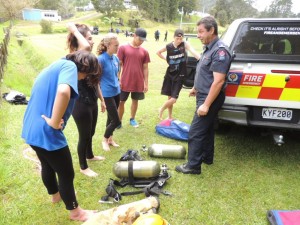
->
[189,87,197,97]
[197,104,209,116]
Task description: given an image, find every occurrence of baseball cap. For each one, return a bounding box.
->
[135,28,147,41]
[174,29,184,37]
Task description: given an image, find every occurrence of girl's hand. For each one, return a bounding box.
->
[41,115,64,130]
[100,101,106,113]
[67,23,77,33]
[189,87,197,97]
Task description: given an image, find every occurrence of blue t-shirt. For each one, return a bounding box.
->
[98,52,120,97]
[21,58,79,151]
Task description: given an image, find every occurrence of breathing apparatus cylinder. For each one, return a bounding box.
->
[113,161,161,178]
[148,144,186,159]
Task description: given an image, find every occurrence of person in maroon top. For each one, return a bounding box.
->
[117,28,151,128]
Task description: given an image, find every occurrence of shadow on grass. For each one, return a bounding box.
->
[215,124,300,169]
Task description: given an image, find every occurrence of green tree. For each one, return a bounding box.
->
[40,19,53,33]
[127,11,143,29]
[146,0,160,21]
[74,0,90,7]
[159,0,169,22]
[210,0,230,25]
[103,16,118,30]
[216,10,229,27]
[35,0,61,10]
[168,0,180,22]
[200,0,216,13]
[132,0,180,22]
[91,0,125,16]
[179,0,197,15]
[229,0,258,22]
[132,0,158,21]
[244,0,255,4]
[58,0,75,19]
[0,0,39,20]
[263,0,293,17]
[211,0,258,25]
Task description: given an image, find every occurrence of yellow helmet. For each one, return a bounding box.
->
[133,214,170,225]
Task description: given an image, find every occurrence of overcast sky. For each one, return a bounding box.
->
[253,0,300,14]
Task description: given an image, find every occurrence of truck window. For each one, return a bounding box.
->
[233,22,300,56]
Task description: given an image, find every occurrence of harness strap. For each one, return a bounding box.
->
[118,181,163,197]
[128,160,135,185]
[113,179,129,187]
[120,190,144,196]
[101,179,122,203]
[101,170,172,202]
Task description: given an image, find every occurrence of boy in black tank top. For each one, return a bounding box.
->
[157,29,200,120]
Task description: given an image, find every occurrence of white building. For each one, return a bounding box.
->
[123,0,137,10]
[22,8,61,22]
[41,10,61,21]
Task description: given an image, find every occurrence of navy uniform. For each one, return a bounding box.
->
[187,37,231,171]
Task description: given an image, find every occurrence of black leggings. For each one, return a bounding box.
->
[104,95,121,138]
[72,101,98,170]
[30,145,78,210]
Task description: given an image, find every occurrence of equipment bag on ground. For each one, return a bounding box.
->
[267,210,300,225]
[155,119,190,141]
[2,90,28,105]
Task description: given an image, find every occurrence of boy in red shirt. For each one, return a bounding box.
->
[117,28,151,127]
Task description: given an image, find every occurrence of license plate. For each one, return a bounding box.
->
[262,108,293,120]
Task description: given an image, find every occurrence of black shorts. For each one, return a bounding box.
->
[161,77,183,99]
[120,91,145,101]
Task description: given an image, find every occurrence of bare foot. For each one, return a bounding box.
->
[87,156,105,161]
[51,192,61,203]
[158,108,163,120]
[102,140,110,151]
[109,140,119,147]
[108,137,120,147]
[70,207,98,222]
[80,168,98,177]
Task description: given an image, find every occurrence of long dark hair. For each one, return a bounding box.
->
[66,50,102,86]
[66,24,91,52]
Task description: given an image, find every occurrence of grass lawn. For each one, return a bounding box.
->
[1,19,300,225]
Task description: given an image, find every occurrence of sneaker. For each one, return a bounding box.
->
[130,119,139,127]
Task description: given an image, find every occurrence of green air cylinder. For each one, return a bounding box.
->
[113,161,161,179]
[148,144,186,159]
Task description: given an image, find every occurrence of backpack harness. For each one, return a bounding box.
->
[100,150,172,203]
